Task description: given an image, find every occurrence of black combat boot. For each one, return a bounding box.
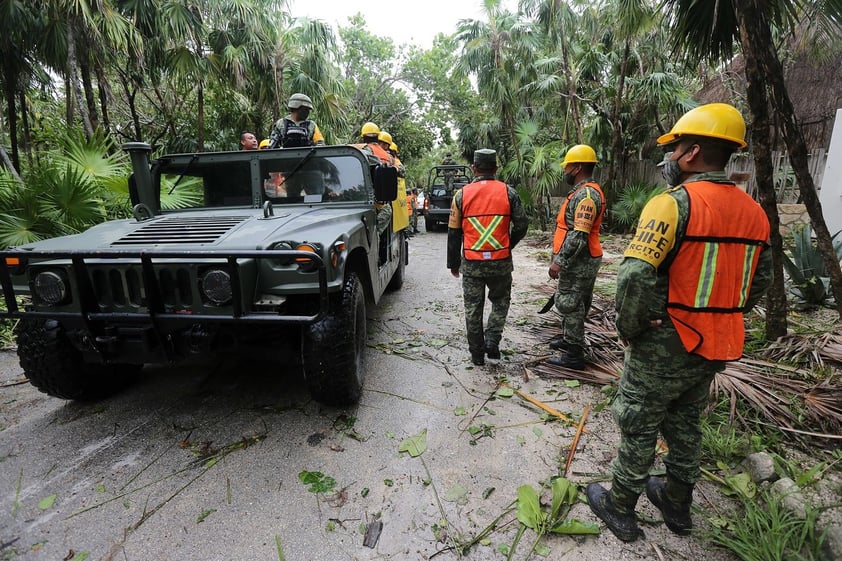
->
[546,345,585,370]
[548,336,569,351]
[470,351,485,366]
[586,483,643,542]
[646,476,693,535]
[485,340,501,359]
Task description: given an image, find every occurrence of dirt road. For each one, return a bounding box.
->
[0,229,737,561]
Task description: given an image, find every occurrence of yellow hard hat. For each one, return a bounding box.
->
[361,122,380,137]
[258,139,270,149]
[378,131,393,144]
[561,144,598,167]
[390,142,398,153]
[657,103,747,148]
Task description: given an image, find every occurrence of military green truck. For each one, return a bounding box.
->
[423,164,472,231]
[0,143,407,406]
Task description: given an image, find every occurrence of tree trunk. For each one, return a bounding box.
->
[79,52,100,131]
[95,62,111,131]
[607,40,630,192]
[743,0,842,318]
[0,144,23,185]
[1,54,20,172]
[66,24,94,139]
[18,90,33,167]
[197,80,205,151]
[738,10,788,340]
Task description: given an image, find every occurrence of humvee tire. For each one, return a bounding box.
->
[17,319,140,400]
[303,273,366,406]
[425,217,436,232]
[386,232,406,292]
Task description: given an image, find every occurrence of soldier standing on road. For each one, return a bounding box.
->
[268,93,325,149]
[447,149,529,366]
[546,144,605,370]
[586,103,773,542]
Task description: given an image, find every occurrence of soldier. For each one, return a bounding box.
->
[268,93,325,149]
[240,131,258,150]
[546,144,605,370]
[447,149,529,366]
[356,122,393,165]
[586,103,773,542]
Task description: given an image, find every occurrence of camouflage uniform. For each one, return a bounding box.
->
[447,157,529,359]
[608,170,773,508]
[553,180,604,348]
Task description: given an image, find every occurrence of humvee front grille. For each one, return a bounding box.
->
[112,216,250,246]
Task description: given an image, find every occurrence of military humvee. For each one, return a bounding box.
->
[423,164,472,232]
[0,143,407,406]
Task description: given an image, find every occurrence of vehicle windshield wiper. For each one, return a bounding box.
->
[168,153,199,195]
[283,148,317,184]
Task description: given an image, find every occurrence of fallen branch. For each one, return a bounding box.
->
[501,382,579,427]
[563,403,591,477]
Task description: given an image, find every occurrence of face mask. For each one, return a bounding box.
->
[563,171,576,186]
[662,146,692,186]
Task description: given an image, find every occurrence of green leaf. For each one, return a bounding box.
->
[468,426,482,435]
[384,479,394,487]
[550,477,577,519]
[428,338,448,347]
[360,487,369,497]
[549,518,601,535]
[454,406,467,416]
[398,429,428,457]
[534,543,551,556]
[516,485,544,529]
[37,495,56,510]
[495,387,515,398]
[444,483,469,504]
[197,508,216,523]
[532,427,543,438]
[723,472,756,499]
[298,471,337,494]
[564,380,581,388]
[69,553,90,561]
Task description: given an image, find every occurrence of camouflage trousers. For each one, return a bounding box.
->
[609,324,724,505]
[554,254,601,348]
[462,273,512,355]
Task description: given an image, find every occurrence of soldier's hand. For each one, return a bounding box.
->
[451,268,460,278]
[548,262,561,279]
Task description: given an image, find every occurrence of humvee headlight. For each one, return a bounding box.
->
[295,243,319,272]
[201,268,232,305]
[33,271,68,305]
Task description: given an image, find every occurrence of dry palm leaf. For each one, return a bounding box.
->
[526,303,842,446]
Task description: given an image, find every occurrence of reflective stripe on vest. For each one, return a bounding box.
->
[552,181,605,257]
[666,180,770,361]
[462,180,512,261]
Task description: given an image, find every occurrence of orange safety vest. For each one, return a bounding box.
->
[461,179,512,261]
[667,180,770,361]
[552,181,605,257]
[354,142,392,164]
[406,192,416,216]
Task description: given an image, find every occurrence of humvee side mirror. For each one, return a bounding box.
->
[373,165,398,202]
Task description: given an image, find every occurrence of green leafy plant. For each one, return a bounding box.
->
[705,488,824,561]
[781,224,842,307]
[610,181,664,232]
[506,478,599,560]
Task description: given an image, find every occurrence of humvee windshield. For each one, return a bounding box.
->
[155,152,370,209]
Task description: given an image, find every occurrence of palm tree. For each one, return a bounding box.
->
[662,0,842,336]
[455,0,540,168]
[0,0,41,172]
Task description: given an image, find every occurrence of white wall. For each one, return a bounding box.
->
[820,108,842,237]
